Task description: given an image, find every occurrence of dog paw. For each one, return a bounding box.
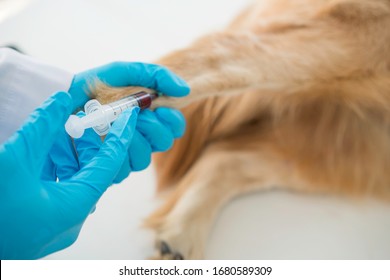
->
[150,241,185,260]
[149,225,205,260]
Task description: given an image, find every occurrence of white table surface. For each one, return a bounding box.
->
[1,0,390,259]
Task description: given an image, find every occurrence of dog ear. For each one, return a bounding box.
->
[319,0,390,23]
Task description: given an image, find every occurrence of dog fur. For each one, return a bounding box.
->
[94,0,390,259]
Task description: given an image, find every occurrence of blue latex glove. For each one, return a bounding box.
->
[0,91,139,259]
[44,62,189,182]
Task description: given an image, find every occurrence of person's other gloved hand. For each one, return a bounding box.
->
[0,92,139,259]
[69,62,189,108]
[44,62,190,182]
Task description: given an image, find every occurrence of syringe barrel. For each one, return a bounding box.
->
[131,91,158,109]
[107,91,157,114]
[99,91,157,123]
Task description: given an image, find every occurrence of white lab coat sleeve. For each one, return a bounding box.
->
[0,48,74,143]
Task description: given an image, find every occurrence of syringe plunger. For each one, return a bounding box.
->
[65,91,158,139]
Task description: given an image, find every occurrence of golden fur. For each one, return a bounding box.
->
[94,0,390,259]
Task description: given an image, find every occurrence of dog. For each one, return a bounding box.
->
[93,0,390,259]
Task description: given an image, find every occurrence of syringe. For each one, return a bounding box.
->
[65,91,160,138]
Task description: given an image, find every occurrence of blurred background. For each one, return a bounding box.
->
[1,0,390,259]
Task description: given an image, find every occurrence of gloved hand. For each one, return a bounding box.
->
[0,91,139,259]
[44,62,190,182]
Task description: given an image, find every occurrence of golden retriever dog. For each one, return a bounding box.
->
[94,0,390,259]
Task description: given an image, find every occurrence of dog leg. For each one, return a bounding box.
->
[145,138,303,259]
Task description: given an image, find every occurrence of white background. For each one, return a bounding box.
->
[1,0,390,259]
[3,260,390,280]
